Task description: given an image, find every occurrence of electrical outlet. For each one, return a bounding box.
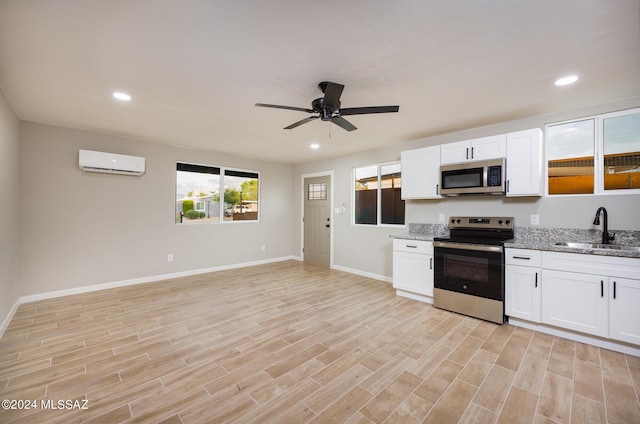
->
[261,244,266,251]
[530,214,540,226]
[439,213,445,222]
[167,254,174,262]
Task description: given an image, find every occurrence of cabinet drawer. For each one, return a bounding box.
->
[393,239,433,254]
[506,248,541,267]
[542,251,640,279]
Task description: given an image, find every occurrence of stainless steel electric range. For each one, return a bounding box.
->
[433,216,514,324]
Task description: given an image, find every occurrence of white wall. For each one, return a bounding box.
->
[0,90,20,326]
[293,97,640,279]
[18,122,295,297]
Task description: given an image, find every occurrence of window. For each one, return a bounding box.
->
[222,169,259,221]
[176,163,259,223]
[603,112,640,190]
[308,183,327,200]
[546,108,640,195]
[547,119,594,194]
[354,162,405,226]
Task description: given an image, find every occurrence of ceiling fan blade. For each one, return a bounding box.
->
[322,82,344,108]
[284,115,319,129]
[331,116,357,132]
[339,105,399,116]
[255,103,314,113]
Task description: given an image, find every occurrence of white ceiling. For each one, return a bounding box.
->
[1,0,639,164]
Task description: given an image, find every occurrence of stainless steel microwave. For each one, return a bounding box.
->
[440,158,506,195]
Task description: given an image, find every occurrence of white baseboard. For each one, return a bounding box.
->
[508,317,640,357]
[395,289,434,304]
[0,299,21,340]
[331,264,392,284]
[0,256,296,339]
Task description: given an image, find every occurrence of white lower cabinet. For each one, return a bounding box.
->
[505,249,541,322]
[392,239,433,298]
[609,278,640,345]
[539,251,640,344]
[541,270,609,337]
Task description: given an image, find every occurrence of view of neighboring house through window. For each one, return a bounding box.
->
[222,169,259,221]
[546,108,640,195]
[603,111,640,190]
[547,119,595,194]
[354,162,405,226]
[176,163,259,223]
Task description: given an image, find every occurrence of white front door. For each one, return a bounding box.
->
[303,175,331,266]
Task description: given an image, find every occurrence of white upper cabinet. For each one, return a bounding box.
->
[506,128,543,197]
[401,145,441,199]
[440,135,506,164]
[401,128,542,199]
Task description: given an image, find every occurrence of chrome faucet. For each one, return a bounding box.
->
[593,207,615,244]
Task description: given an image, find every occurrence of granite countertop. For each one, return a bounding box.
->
[390,223,448,242]
[505,227,640,259]
[392,224,640,259]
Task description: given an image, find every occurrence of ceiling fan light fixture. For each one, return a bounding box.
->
[255,81,399,133]
[554,75,579,86]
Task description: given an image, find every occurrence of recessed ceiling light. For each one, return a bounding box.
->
[113,91,132,101]
[310,143,320,149]
[554,75,579,86]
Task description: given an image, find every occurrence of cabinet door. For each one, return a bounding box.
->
[609,278,640,345]
[401,145,441,199]
[470,135,506,161]
[440,140,470,164]
[506,128,543,196]
[541,270,608,337]
[505,265,541,322]
[393,251,433,296]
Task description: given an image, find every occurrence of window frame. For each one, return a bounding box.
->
[545,107,640,197]
[352,161,405,227]
[176,161,261,224]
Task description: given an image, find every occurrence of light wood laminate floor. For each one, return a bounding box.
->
[1,261,639,423]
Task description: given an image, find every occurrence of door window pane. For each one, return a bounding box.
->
[547,119,594,194]
[308,183,327,200]
[603,112,640,190]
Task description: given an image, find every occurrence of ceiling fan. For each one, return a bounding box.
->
[255,81,399,132]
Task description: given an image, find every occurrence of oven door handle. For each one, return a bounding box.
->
[433,241,503,253]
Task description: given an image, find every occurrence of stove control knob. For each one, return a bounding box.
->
[451,218,455,224]
[506,219,511,225]
[456,219,461,224]
[498,220,503,225]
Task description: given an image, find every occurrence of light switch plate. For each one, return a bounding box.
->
[530,214,540,225]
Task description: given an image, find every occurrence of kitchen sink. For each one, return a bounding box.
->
[555,242,640,252]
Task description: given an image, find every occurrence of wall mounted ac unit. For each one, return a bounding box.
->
[78,149,146,176]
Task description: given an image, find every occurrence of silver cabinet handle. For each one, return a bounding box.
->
[512,256,531,260]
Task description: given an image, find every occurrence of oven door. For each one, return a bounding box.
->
[433,242,504,301]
